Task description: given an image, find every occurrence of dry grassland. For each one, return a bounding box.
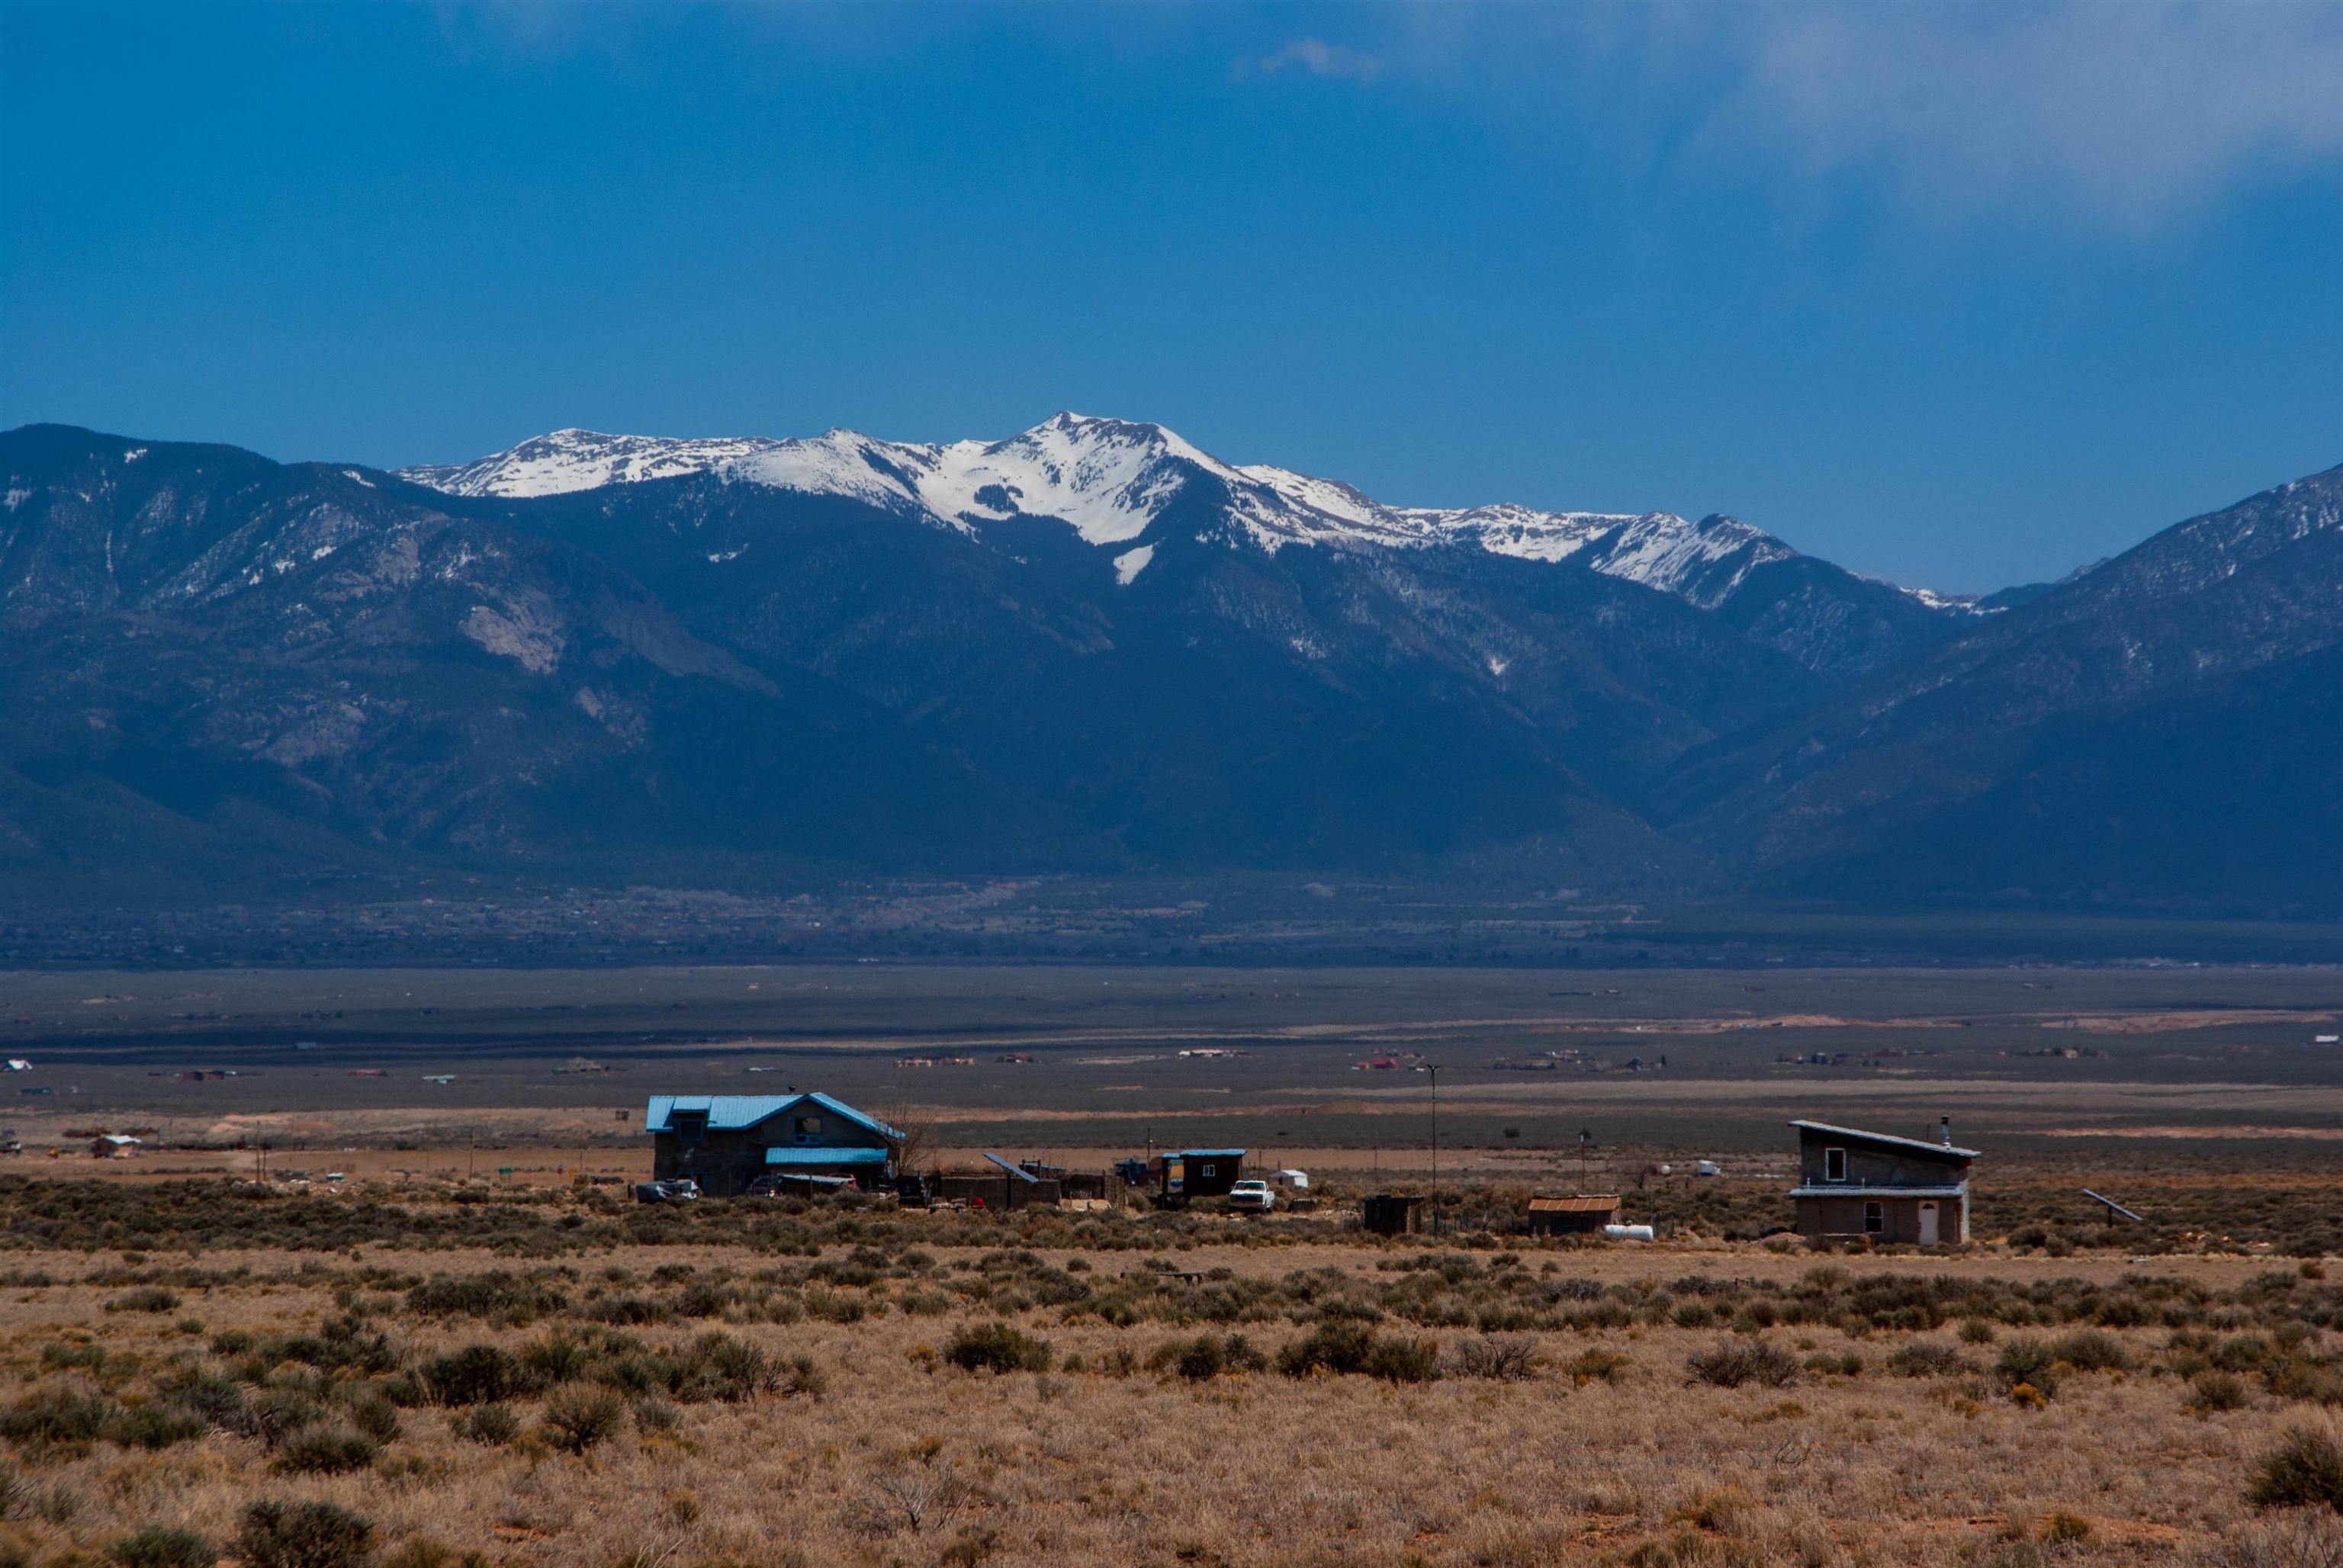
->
[0,1184,2338,1568]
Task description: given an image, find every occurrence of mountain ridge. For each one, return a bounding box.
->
[8,417,2340,914]
[397,413,1991,624]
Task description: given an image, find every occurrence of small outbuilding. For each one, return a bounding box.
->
[1525,1194,1619,1235]
[1789,1117,1975,1245]
[1361,1193,1426,1235]
[1152,1149,1245,1204]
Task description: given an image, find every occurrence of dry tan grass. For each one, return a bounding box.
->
[0,1233,2335,1568]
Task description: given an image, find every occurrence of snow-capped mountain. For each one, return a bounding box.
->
[400,412,1920,614]
[35,417,2335,914]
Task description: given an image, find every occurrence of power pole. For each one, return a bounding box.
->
[1426,1063,1441,1235]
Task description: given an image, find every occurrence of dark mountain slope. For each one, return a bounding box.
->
[486,467,1820,868]
[0,426,1075,881]
[1662,462,2343,910]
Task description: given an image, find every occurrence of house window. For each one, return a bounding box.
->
[1824,1147,1847,1182]
[1200,1164,1216,1179]
[675,1114,705,1144]
[792,1116,821,1145]
[1863,1201,1884,1235]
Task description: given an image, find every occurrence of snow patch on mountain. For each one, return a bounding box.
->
[1583,513,1791,609]
[401,413,1969,612]
[1113,543,1155,585]
[405,429,789,499]
[1413,503,1634,564]
[915,414,1204,545]
[727,430,931,516]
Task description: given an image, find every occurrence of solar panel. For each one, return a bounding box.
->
[981,1151,1041,1183]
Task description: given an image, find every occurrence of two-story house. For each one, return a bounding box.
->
[1789,1117,1975,1245]
[644,1092,902,1196]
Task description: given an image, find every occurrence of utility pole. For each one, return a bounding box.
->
[1425,1063,1441,1235]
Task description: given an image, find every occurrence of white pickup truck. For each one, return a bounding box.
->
[1226,1179,1276,1213]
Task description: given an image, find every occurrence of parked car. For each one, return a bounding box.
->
[632,1177,701,1204]
[1226,1179,1276,1213]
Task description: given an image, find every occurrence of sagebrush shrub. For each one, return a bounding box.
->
[236,1500,375,1568]
[1448,1335,1540,1381]
[2049,1329,2131,1373]
[274,1425,378,1475]
[454,1404,518,1446]
[106,1288,181,1315]
[2248,1428,2343,1512]
[346,1393,401,1443]
[2191,1370,2252,1412]
[943,1322,1050,1375]
[418,1345,520,1407]
[539,1384,625,1454]
[1994,1339,2062,1396]
[1276,1322,1376,1377]
[0,1386,111,1449]
[106,1528,211,1568]
[1361,1335,1440,1384]
[248,1388,327,1449]
[666,1332,777,1402]
[104,1403,207,1451]
[1886,1341,1965,1378]
[1687,1340,1799,1389]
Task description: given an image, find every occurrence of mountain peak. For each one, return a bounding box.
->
[395,414,1979,614]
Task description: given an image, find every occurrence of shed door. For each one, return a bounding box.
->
[1917,1202,1940,1246]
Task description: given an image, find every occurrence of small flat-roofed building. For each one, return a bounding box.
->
[1361,1193,1426,1235]
[1789,1118,1975,1245]
[1526,1194,1620,1235]
[644,1092,901,1197]
[1152,1149,1245,1203]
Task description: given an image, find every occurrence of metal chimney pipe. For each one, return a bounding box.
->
[1940,1116,1952,1148]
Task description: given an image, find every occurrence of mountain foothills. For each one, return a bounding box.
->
[0,414,2336,914]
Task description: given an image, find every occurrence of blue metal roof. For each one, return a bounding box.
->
[764,1145,889,1166]
[1167,1149,1247,1158]
[644,1091,902,1141]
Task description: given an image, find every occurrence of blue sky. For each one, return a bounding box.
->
[5,3,2341,592]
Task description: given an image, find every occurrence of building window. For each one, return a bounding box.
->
[1824,1147,1847,1182]
[792,1116,821,1145]
[1863,1201,1884,1234]
[676,1114,705,1144]
[1200,1164,1216,1178]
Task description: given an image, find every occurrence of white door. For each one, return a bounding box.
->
[1917,1202,1940,1246]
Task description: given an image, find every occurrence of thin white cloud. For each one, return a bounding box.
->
[1697,4,2343,228]
[1342,2,2343,230]
[1254,37,1384,85]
